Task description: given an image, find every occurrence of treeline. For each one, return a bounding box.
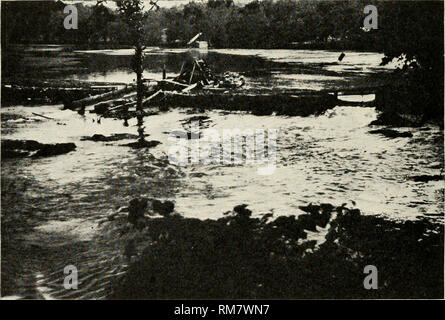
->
[2,1,442,76]
[2,1,119,46]
[1,0,433,51]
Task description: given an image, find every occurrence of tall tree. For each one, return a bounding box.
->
[117,0,146,144]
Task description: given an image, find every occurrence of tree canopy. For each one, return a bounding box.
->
[3,0,441,55]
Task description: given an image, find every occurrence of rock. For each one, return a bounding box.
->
[81,133,140,142]
[369,112,421,127]
[1,139,76,159]
[2,139,42,151]
[368,128,413,138]
[410,175,443,182]
[152,200,175,216]
[127,198,148,225]
[122,140,162,149]
[32,143,76,157]
[233,204,252,218]
[347,208,361,218]
[320,203,335,212]
[81,134,106,141]
[189,172,207,178]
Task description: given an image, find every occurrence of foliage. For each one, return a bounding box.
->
[374,1,444,125]
[0,0,431,50]
[110,204,443,299]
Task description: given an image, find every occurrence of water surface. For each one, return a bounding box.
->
[1,45,443,299]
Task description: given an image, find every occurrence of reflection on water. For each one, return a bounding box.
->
[1,46,443,299]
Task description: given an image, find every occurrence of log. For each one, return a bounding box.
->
[182,83,198,93]
[91,98,133,115]
[158,79,189,91]
[143,90,163,105]
[32,112,56,120]
[2,78,127,89]
[189,63,196,85]
[201,86,228,91]
[121,92,138,100]
[102,100,136,116]
[66,84,136,110]
[101,90,163,115]
[152,91,337,116]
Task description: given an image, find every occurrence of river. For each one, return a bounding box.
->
[1,45,443,299]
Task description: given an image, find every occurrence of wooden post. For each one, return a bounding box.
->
[189,63,196,85]
[179,61,185,76]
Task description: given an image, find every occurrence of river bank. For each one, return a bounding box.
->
[109,203,443,299]
[2,189,442,299]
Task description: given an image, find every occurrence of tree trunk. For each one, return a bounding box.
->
[135,44,145,143]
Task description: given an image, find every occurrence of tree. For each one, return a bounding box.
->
[377,1,443,124]
[88,0,114,44]
[117,0,146,144]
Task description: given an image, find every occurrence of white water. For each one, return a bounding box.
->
[2,104,443,221]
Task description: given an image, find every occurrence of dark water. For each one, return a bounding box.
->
[1,45,443,299]
[3,45,396,90]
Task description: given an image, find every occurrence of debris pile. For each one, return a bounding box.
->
[173,59,244,89]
